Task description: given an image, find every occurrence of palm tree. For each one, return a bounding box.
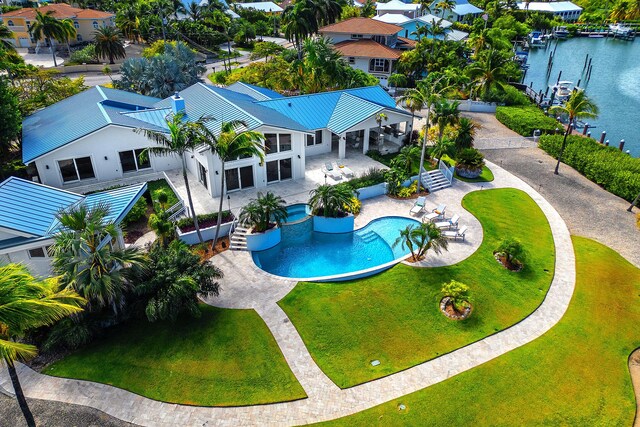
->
[397,75,451,193]
[282,1,317,60]
[137,113,205,243]
[187,1,202,20]
[455,117,480,151]
[239,191,288,233]
[0,24,15,51]
[308,184,357,218]
[116,6,140,42]
[430,137,456,161]
[465,48,511,100]
[0,264,85,427]
[393,222,448,261]
[435,0,456,19]
[468,28,489,58]
[375,112,388,147]
[313,0,343,26]
[391,145,422,177]
[194,120,266,249]
[94,26,126,65]
[58,19,77,58]
[549,89,599,175]
[433,98,460,142]
[28,10,67,67]
[52,202,146,313]
[302,37,345,92]
[148,210,175,247]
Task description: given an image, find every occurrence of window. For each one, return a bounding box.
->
[7,20,13,26]
[348,57,355,64]
[351,34,363,39]
[225,165,254,192]
[74,20,80,29]
[279,134,292,152]
[369,58,390,73]
[306,130,323,146]
[266,158,292,183]
[264,133,292,154]
[119,149,151,173]
[58,157,95,183]
[372,35,385,45]
[93,21,99,29]
[77,34,83,42]
[28,246,51,259]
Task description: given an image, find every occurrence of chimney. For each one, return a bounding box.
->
[171,92,185,114]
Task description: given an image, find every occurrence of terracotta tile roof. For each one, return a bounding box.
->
[319,17,402,35]
[334,39,402,60]
[1,3,114,20]
[397,36,417,48]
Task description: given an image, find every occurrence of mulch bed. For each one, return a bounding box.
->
[440,297,472,320]
[387,189,430,200]
[178,214,234,233]
[494,252,524,272]
[123,206,153,244]
[192,237,230,261]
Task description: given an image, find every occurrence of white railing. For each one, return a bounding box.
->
[420,169,434,191]
[167,200,187,222]
[439,159,454,184]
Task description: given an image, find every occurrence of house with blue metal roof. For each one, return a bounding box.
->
[22,81,412,201]
[0,177,146,277]
[429,0,483,23]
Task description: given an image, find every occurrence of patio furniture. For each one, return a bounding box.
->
[423,204,446,222]
[322,162,342,181]
[435,214,460,230]
[410,196,427,215]
[336,162,355,177]
[443,225,467,241]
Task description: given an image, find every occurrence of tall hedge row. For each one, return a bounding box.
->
[496,106,561,137]
[539,134,640,202]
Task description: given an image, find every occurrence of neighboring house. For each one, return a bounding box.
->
[516,1,582,22]
[319,17,416,86]
[376,0,423,19]
[0,177,146,277]
[0,3,115,48]
[429,0,483,23]
[23,82,413,199]
[233,1,283,13]
[375,13,469,41]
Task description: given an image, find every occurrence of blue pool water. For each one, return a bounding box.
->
[283,204,311,223]
[252,216,420,279]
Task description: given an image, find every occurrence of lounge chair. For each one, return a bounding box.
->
[410,196,427,215]
[322,162,342,181]
[336,162,355,177]
[443,225,467,241]
[423,204,446,222]
[435,214,460,230]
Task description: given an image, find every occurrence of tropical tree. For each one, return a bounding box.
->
[51,202,146,313]
[187,1,202,20]
[115,6,140,42]
[0,77,21,159]
[0,24,15,51]
[94,26,126,65]
[58,19,77,57]
[314,0,343,26]
[435,0,456,18]
[430,137,456,161]
[239,191,288,233]
[549,89,599,175]
[308,184,357,218]
[391,144,422,177]
[282,0,317,60]
[495,237,527,268]
[134,240,221,322]
[441,280,471,314]
[250,41,284,62]
[393,221,448,261]
[465,48,511,100]
[148,210,176,247]
[433,99,460,142]
[194,120,266,248]
[454,117,480,151]
[0,264,85,427]
[360,0,376,17]
[375,112,388,147]
[301,36,345,92]
[28,10,68,67]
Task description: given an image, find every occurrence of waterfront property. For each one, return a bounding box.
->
[429,0,483,23]
[516,1,583,22]
[0,176,146,277]
[377,13,469,42]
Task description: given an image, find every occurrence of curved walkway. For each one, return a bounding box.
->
[0,161,576,426]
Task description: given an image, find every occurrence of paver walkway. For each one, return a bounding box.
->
[0,161,576,426]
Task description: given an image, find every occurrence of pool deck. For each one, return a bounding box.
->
[0,160,577,427]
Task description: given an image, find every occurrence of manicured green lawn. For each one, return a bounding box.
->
[279,188,555,387]
[44,305,306,406]
[321,237,640,425]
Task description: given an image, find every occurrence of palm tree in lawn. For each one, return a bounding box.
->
[116,6,140,43]
[194,120,266,249]
[549,89,598,175]
[136,113,206,243]
[28,10,67,67]
[0,264,85,427]
[465,48,511,100]
[52,202,146,313]
[433,98,460,144]
[397,75,451,193]
[393,222,448,261]
[435,0,456,19]
[308,184,357,218]
[94,26,126,65]
[0,24,15,51]
[282,1,316,60]
[58,19,77,58]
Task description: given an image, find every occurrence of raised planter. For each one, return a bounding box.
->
[455,166,482,179]
[313,214,355,233]
[246,226,281,251]
[356,182,387,200]
[176,221,233,245]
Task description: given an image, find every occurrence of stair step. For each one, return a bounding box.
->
[231,235,247,241]
[234,227,250,232]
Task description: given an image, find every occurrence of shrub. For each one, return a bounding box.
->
[384,167,407,196]
[147,179,179,213]
[495,106,561,136]
[538,134,640,202]
[403,130,420,145]
[482,85,531,106]
[176,211,234,232]
[495,238,527,268]
[456,148,485,170]
[344,197,361,215]
[343,167,386,190]
[441,280,471,313]
[397,181,418,198]
[69,44,97,64]
[121,196,147,226]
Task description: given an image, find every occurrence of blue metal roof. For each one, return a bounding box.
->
[0,177,147,251]
[226,82,285,101]
[22,87,163,164]
[327,93,384,134]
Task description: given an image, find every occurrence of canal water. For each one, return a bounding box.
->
[524,37,640,156]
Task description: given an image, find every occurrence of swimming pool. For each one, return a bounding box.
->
[282,203,311,223]
[252,216,420,280]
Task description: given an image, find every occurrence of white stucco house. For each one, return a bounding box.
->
[516,1,582,22]
[22,81,413,199]
[430,0,483,22]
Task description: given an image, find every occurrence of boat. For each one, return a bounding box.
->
[554,26,569,38]
[588,33,605,38]
[550,81,574,101]
[609,23,634,37]
[528,31,546,47]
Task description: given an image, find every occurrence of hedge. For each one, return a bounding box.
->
[176,211,234,232]
[147,179,179,213]
[539,134,640,202]
[496,106,561,137]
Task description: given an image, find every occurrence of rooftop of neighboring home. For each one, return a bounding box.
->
[516,1,582,12]
[319,17,403,36]
[0,177,146,251]
[376,0,422,12]
[430,0,483,15]
[233,1,283,13]
[333,39,404,59]
[373,13,412,25]
[0,3,114,20]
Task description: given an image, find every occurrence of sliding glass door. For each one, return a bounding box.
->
[225,165,254,192]
[266,158,292,183]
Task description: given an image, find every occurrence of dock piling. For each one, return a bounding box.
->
[599,131,606,144]
[619,139,625,151]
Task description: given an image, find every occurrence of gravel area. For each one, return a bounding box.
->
[0,393,136,427]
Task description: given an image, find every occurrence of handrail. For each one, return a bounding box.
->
[438,159,454,184]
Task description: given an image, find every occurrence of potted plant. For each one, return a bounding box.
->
[239,192,288,250]
[455,148,485,179]
[309,184,357,233]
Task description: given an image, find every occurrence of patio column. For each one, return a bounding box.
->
[363,128,370,154]
[339,132,346,159]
